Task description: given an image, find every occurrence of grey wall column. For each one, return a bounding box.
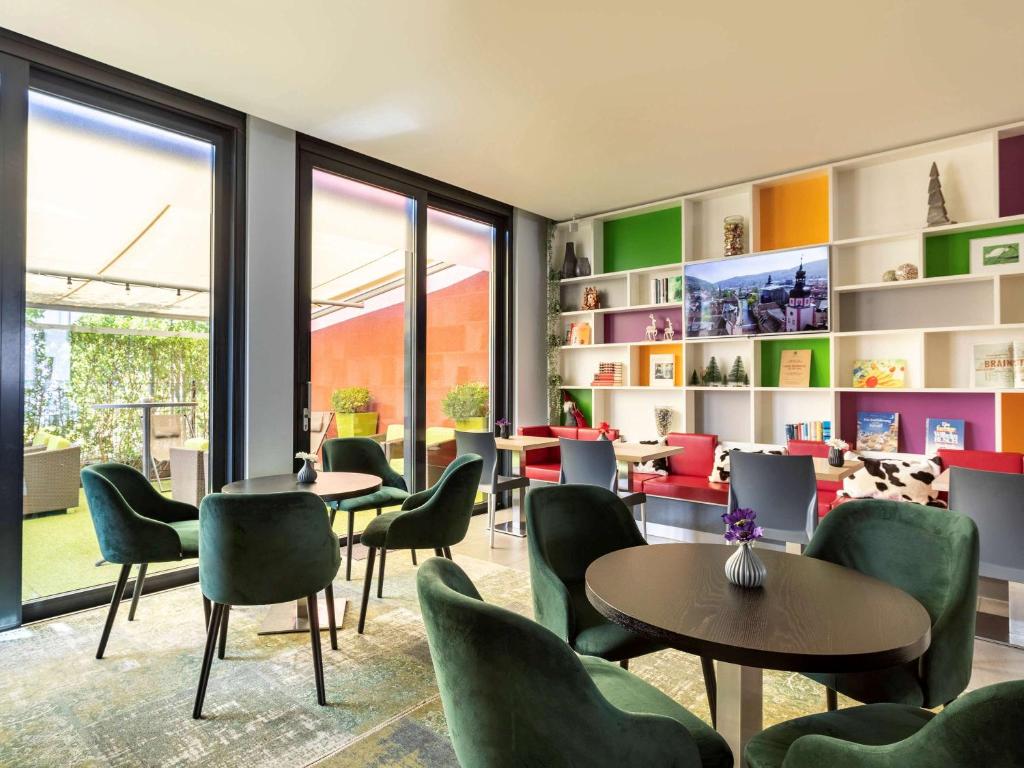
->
[513,209,548,429]
[244,117,295,477]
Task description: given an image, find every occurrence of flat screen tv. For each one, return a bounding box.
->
[684,245,829,337]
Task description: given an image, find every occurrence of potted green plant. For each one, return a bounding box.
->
[441,381,489,431]
[330,386,379,437]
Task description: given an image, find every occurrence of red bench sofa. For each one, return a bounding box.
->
[639,432,728,505]
[937,448,1024,474]
[517,425,621,483]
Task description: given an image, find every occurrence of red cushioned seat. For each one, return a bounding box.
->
[817,488,837,517]
[641,474,729,505]
[524,462,561,483]
[937,449,1024,474]
[627,472,660,492]
[665,432,718,477]
[516,425,622,483]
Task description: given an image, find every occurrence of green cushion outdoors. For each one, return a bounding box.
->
[47,435,72,450]
[169,520,200,558]
[184,437,209,451]
[583,656,731,768]
[569,582,665,660]
[745,703,934,768]
[338,486,410,513]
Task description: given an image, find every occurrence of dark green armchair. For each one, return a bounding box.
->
[81,462,201,659]
[417,556,732,768]
[193,491,341,718]
[321,437,410,580]
[745,679,1024,767]
[357,453,483,634]
[526,484,718,723]
[803,499,979,710]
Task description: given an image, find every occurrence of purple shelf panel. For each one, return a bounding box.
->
[604,307,683,344]
[839,391,995,454]
[1000,134,1024,217]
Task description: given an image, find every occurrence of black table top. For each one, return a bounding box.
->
[221,472,381,502]
[585,543,931,673]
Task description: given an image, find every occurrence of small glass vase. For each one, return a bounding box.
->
[297,459,317,484]
[828,446,845,468]
[725,542,766,588]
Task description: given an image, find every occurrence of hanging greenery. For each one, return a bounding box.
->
[545,223,563,424]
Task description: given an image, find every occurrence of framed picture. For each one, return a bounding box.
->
[650,354,676,387]
[969,233,1024,275]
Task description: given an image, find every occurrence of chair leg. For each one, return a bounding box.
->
[128,563,148,621]
[701,656,718,728]
[826,687,838,711]
[488,494,496,549]
[307,594,327,706]
[640,503,648,541]
[434,547,443,557]
[345,510,355,581]
[324,582,338,651]
[377,547,387,599]
[329,505,337,527]
[443,546,453,560]
[96,564,132,659]
[202,595,211,629]
[619,659,629,670]
[376,507,381,516]
[358,546,376,635]
[193,602,224,719]
[411,550,417,565]
[217,605,230,659]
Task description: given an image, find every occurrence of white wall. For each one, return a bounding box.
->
[244,117,296,476]
[513,209,548,428]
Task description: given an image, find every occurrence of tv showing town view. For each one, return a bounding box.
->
[684,245,829,337]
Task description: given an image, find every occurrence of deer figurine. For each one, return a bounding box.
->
[664,317,675,341]
[645,314,659,341]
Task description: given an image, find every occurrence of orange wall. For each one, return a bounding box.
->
[1002,392,1024,452]
[311,271,490,432]
[758,175,830,251]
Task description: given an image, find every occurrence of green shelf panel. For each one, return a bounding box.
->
[565,388,593,427]
[758,337,831,388]
[602,207,682,273]
[925,223,1024,277]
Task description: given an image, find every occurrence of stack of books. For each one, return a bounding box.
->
[784,420,831,442]
[591,362,624,386]
[650,275,683,305]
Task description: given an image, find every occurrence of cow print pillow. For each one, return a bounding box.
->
[633,439,669,475]
[838,457,943,506]
[708,446,786,483]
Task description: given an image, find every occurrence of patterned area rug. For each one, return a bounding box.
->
[0,552,841,767]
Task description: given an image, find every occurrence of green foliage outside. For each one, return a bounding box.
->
[441,381,489,421]
[331,386,373,413]
[24,310,209,468]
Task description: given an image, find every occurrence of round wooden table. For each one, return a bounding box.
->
[222,471,382,634]
[585,543,931,757]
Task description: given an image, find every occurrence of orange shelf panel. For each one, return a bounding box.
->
[757,175,830,251]
[637,343,683,387]
[1001,392,1024,452]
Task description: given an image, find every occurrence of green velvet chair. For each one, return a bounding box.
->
[321,437,410,580]
[357,453,483,634]
[745,679,1024,767]
[81,462,201,659]
[803,499,979,710]
[526,484,719,723]
[417,556,732,768]
[193,491,341,718]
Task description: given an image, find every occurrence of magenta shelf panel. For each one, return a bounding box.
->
[604,307,683,344]
[1000,133,1024,217]
[839,391,995,455]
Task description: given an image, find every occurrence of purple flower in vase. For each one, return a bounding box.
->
[495,418,511,428]
[721,507,764,544]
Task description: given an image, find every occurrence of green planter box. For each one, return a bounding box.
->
[454,417,488,432]
[335,411,379,437]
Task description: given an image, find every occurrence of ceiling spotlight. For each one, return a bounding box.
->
[570,215,579,234]
[66,276,72,287]
[125,282,131,292]
[177,288,182,297]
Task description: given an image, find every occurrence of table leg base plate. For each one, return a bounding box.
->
[258,597,348,635]
[493,520,527,538]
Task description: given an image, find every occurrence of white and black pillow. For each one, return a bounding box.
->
[634,439,669,475]
[837,456,945,506]
[708,445,786,483]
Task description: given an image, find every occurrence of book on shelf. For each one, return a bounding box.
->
[778,349,812,388]
[856,411,900,452]
[591,361,624,386]
[650,277,672,305]
[852,359,907,389]
[784,420,831,442]
[925,418,965,454]
[668,275,683,303]
[565,322,592,346]
[971,341,1024,388]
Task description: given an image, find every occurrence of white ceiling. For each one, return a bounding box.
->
[3,1,1024,220]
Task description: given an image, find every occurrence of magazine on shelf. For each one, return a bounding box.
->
[856,411,900,452]
[925,418,965,454]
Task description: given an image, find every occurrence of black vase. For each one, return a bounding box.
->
[828,446,845,467]
[501,423,511,439]
[575,256,592,277]
[561,242,577,279]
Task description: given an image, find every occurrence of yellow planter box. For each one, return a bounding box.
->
[335,412,379,437]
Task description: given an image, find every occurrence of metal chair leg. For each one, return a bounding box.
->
[217,605,230,659]
[411,550,417,565]
[826,687,838,711]
[443,546,453,560]
[202,595,211,629]
[324,582,338,651]
[128,563,148,621]
[619,659,629,670]
[434,547,443,557]
[193,602,224,719]
[701,656,718,728]
[345,510,355,581]
[97,564,132,659]
[640,503,648,541]
[488,494,496,549]
[376,547,387,599]
[357,546,376,634]
[307,594,326,705]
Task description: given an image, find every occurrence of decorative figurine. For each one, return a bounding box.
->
[663,317,675,341]
[926,162,956,227]
[561,242,578,279]
[895,263,919,281]
[728,356,747,386]
[581,286,601,310]
[645,314,659,341]
[689,369,700,386]
[882,269,897,282]
[704,356,723,386]
[724,215,745,256]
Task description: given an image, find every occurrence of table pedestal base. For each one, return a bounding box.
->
[258,596,348,635]
[492,520,527,537]
[716,662,763,759]
[1011,581,1024,647]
